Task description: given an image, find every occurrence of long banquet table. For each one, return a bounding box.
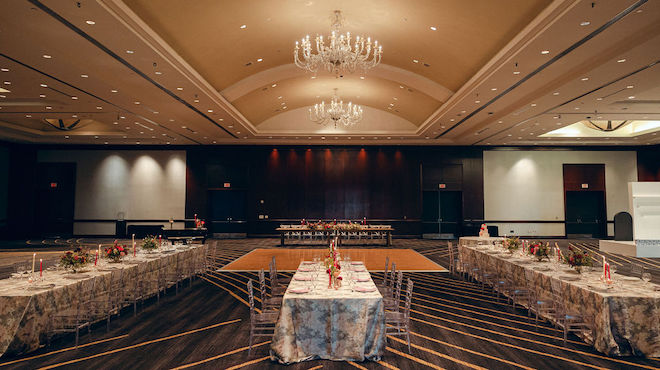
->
[0,244,206,357]
[270,261,385,364]
[459,236,660,357]
[276,225,394,247]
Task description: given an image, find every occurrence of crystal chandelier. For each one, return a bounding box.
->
[294,10,382,76]
[309,89,363,128]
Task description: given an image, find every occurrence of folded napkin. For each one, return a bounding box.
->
[354,277,370,282]
[297,267,312,272]
[353,267,366,272]
[294,275,312,281]
[289,287,309,294]
[302,261,315,265]
[354,286,376,293]
[351,261,364,265]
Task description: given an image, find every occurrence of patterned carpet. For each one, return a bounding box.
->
[0,238,658,369]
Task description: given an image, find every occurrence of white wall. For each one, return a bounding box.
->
[483,150,637,237]
[38,150,186,235]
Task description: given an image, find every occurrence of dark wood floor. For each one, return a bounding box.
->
[0,238,659,369]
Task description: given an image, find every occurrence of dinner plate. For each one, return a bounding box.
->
[27,283,56,291]
[619,276,640,282]
[294,275,312,281]
[297,267,312,272]
[351,261,364,265]
[354,286,376,293]
[533,267,552,272]
[64,274,91,279]
[354,277,370,282]
[559,276,581,282]
[352,268,366,272]
[289,287,309,294]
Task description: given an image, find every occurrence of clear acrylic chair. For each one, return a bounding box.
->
[268,260,287,296]
[550,279,592,343]
[378,262,396,297]
[271,256,291,284]
[384,270,404,312]
[386,278,414,353]
[247,279,279,356]
[524,269,555,324]
[89,269,126,332]
[123,264,150,316]
[258,269,283,311]
[377,256,390,288]
[47,278,96,347]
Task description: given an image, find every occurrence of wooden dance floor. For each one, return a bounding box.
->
[220,248,446,271]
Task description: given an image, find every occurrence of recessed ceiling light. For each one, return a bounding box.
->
[541,50,550,55]
[491,88,497,91]
[39,94,46,98]
[228,125,234,128]
[271,84,277,88]
[42,54,52,59]
[207,109,213,113]
[531,103,537,107]
[283,106,287,109]
[580,21,591,26]
[0,68,8,72]
[153,111,158,114]
[596,97,603,101]
[257,58,263,62]
[475,100,480,103]
[628,96,635,99]
[176,87,183,90]
[94,135,99,139]
[552,92,559,95]
[617,59,626,63]
[104,142,108,144]
[310,76,316,79]
[126,50,134,54]
[399,85,404,89]
[71,96,78,100]
[236,131,241,134]
[39,83,47,87]
[81,74,88,78]
[219,118,224,121]
[513,71,520,75]
[155,71,162,75]
[111,89,118,93]
[86,20,96,25]
[134,101,140,104]
[425,137,430,139]
[96,106,102,109]
[360,76,365,79]
[64,135,69,139]
[45,106,52,109]
[412,59,419,63]
[113,122,118,125]
[430,26,437,31]
[26,114,32,118]
[581,77,589,81]
[626,85,634,89]
[120,116,126,119]
[240,24,247,29]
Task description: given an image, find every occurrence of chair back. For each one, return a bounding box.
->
[393,270,404,305]
[630,264,643,278]
[258,269,269,305]
[550,278,567,317]
[247,279,257,318]
[447,242,454,272]
[269,260,277,287]
[383,256,390,285]
[389,262,397,290]
[403,278,414,319]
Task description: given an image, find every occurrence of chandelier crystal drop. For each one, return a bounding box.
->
[294,10,382,76]
[309,89,363,128]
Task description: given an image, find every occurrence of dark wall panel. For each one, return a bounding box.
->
[637,146,660,181]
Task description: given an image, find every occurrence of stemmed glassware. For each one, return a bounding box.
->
[641,272,652,289]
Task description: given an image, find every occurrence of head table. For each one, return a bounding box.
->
[0,244,206,358]
[270,261,385,364]
[459,236,660,357]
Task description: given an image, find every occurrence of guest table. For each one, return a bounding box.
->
[270,261,385,364]
[0,244,206,357]
[458,237,660,357]
[276,225,394,247]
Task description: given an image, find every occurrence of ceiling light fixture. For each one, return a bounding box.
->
[42,54,52,59]
[294,10,382,76]
[541,50,549,54]
[617,59,626,63]
[240,24,247,29]
[309,88,362,128]
[0,68,8,72]
[580,21,591,26]
[86,20,95,25]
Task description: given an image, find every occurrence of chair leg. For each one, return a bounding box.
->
[75,327,79,348]
[406,330,411,353]
[248,330,253,356]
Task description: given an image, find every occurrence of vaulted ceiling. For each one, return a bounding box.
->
[0,0,659,146]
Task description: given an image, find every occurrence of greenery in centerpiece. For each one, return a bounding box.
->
[105,242,128,263]
[59,247,90,272]
[564,246,593,273]
[141,235,158,251]
[503,236,520,253]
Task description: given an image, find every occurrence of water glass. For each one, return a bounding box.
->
[642,272,652,288]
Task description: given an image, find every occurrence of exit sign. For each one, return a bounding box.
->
[50,182,58,188]
[223,182,231,188]
[438,184,446,189]
[581,183,589,189]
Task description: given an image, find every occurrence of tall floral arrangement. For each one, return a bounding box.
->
[59,247,90,272]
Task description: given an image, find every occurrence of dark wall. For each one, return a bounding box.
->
[637,146,660,181]
[186,146,484,236]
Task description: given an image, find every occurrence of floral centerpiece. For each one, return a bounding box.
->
[141,235,158,252]
[531,242,551,262]
[564,246,593,273]
[105,242,128,263]
[503,236,520,253]
[59,247,90,272]
[527,241,542,256]
[323,239,343,289]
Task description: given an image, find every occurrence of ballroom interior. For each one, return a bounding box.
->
[1,0,660,369]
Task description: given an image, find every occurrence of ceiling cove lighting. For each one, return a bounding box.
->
[294,10,382,76]
[309,88,363,128]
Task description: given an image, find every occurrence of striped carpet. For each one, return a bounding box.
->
[0,238,658,369]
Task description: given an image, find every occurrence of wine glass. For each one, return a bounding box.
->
[642,272,652,288]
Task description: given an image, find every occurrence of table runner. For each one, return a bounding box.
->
[270,262,385,364]
[0,245,206,357]
[459,238,660,356]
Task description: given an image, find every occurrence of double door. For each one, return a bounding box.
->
[208,190,247,234]
[422,191,462,238]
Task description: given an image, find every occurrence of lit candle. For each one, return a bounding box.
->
[39,259,43,277]
[159,235,162,248]
[32,253,36,274]
[94,251,98,266]
[132,233,135,248]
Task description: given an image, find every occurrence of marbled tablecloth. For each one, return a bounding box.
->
[458,238,660,357]
[270,262,385,364]
[0,245,206,357]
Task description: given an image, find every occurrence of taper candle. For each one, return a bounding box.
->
[32,253,36,274]
[39,259,43,277]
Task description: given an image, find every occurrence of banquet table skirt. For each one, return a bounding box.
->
[270,295,385,364]
[0,246,206,357]
[458,241,660,357]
